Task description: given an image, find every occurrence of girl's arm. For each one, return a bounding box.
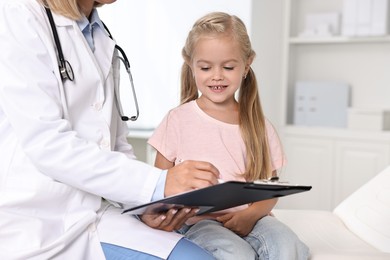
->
[246,198,278,221]
[244,169,279,220]
[154,151,174,169]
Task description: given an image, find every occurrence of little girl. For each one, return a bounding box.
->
[148,12,310,260]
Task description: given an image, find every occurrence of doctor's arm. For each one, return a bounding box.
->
[113,118,137,159]
[140,151,219,230]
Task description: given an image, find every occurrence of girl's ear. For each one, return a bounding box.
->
[245,56,254,75]
[248,55,254,65]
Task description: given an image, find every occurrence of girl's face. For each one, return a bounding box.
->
[190,35,249,106]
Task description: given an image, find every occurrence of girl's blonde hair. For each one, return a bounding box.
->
[181,12,273,181]
[39,0,103,20]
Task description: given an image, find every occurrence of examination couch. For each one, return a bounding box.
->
[273,165,390,259]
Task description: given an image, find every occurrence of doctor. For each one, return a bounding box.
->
[0,0,219,259]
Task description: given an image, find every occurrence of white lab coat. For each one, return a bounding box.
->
[0,0,182,259]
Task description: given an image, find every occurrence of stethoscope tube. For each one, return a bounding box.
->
[102,22,139,121]
[45,7,74,81]
[45,7,139,121]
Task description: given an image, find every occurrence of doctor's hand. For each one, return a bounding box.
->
[165,160,220,197]
[140,207,198,232]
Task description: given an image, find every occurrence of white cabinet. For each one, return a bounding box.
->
[333,139,390,206]
[277,127,390,210]
[276,0,390,210]
[277,132,334,210]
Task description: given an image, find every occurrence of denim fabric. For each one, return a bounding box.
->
[101,243,161,260]
[244,216,310,260]
[167,237,215,260]
[180,217,310,260]
[101,238,215,260]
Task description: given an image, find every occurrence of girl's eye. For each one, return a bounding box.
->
[224,67,234,70]
[200,67,210,71]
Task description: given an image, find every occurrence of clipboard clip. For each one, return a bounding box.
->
[253,177,292,186]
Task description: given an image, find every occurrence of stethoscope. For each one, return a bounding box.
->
[45,7,139,121]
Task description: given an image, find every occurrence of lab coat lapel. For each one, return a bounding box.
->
[52,11,115,109]
[50,11,71,27]
[51,12,115,85]
[93,27,116,83]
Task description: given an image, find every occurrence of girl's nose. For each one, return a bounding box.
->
[212,68,224,81]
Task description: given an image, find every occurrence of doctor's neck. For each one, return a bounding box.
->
[78,0,95,19]
[78,1,116,20]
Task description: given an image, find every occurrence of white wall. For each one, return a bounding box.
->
[99,0,252,130]
[250,0,284,129]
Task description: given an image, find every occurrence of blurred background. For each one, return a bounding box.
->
[100,0,390,210]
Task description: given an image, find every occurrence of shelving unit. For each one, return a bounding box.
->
[277,0,390,210]
[281,0,390,126]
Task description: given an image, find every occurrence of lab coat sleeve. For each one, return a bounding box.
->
[0,1,160,206]
[115,120,137,159]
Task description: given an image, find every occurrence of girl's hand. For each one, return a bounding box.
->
[140,207,198,232]
[216,210,257,237]
[216,199,278,236]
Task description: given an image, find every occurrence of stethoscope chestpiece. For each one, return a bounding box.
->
[60,60,74,81]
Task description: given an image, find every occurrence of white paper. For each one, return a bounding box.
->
[97,205,182,259]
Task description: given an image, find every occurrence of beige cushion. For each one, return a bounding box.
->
[333,165,390,253]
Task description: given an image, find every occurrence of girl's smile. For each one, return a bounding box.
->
[209,85,227,92]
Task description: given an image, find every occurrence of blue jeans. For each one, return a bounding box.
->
[178,216,310,260]
[101,237,215,260]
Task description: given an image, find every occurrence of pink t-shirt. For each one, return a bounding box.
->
[149,100,285,177]
[148,100,285,222]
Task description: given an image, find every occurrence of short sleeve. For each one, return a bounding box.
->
[148,110,179,162]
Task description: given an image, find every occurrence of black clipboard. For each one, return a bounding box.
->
[122,181,312,215]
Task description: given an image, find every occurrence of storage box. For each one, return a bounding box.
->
[342,0,389,36]
[348,108,390,130]
[300,12,340,37]
[293,81,350,128]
